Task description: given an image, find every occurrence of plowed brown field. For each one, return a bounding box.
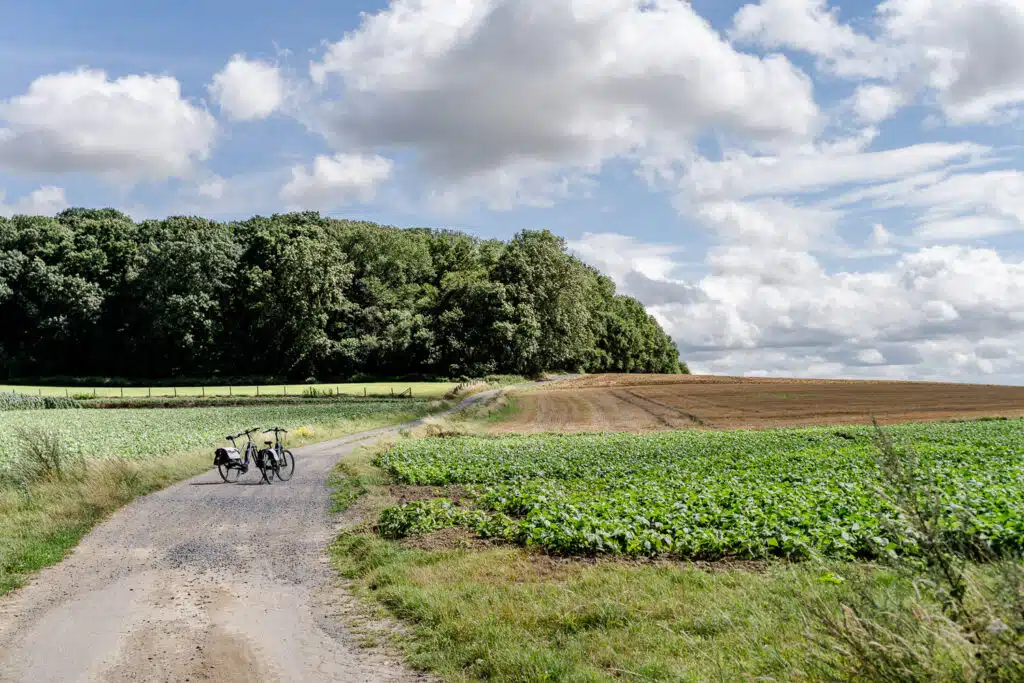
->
[490,374,1024,433]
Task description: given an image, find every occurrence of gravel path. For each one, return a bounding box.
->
[0,383,547,683]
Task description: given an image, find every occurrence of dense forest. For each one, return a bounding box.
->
[0,209,685,381]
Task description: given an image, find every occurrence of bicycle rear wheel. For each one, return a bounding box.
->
[275,450,294,481]
[217,462,241,483]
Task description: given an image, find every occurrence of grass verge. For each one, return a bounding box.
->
[402,391,519,440]
[330,532,916,681]
[0,452,209,594]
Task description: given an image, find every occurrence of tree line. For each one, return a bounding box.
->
[0,209,685,381]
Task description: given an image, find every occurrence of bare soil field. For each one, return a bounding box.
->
[492,374,1024,432]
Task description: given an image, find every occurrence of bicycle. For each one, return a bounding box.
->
[214,427,264,483]
[260,426,295,482]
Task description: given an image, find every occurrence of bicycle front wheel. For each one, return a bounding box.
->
[257,450,275,484]
[275,450,295,482]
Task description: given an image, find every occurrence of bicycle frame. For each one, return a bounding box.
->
[222,428,261,472]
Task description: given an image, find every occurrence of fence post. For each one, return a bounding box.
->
[364,387,367,397]
[65,388,69,398]
[38,388,42,396]
[284,385,287,396]
[202,386,205,397]
[229,385,232,397]
[148,387,151,398]
[93,387,97,397]
[120,386,124,398]
[174,386,177,398]
[256,385,260,397]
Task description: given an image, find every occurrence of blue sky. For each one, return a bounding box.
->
[2,0,1023,384]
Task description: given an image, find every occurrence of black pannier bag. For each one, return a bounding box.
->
[214,447,241,466]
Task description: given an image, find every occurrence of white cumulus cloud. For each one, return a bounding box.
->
[734,0,1024,124]
[851,84,906,123]
[574,231,1024,384]
[280,153,393,210]
[0,185,68,217]
[197,175,226,200]
[0,68,216,181]
[209,54,285,121]
[731,0,884,78]
[308,0,820,208]
[879,0,1024,124]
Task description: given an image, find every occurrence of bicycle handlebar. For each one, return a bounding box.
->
[262,426,288,434]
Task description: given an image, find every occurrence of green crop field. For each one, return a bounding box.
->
[375,419,1024,560]
[0,382,456,399]
[0,399,430,475]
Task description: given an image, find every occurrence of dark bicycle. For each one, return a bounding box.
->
[213,427,265,483]
[260,426,295,482]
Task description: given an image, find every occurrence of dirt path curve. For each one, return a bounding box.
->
[0,379,569,683]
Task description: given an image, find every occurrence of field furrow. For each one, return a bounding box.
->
[493,374,1024,432]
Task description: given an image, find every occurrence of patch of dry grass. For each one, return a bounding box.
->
[1,451,209,594]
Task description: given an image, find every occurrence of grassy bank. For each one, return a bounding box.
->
[0,403,441,596]
[331,533,894,681]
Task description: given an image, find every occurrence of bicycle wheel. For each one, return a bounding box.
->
[257,450,274,484]
[275,450,294,481]
[217,462,242,483]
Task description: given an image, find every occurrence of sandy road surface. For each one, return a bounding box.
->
[0,383,551,683]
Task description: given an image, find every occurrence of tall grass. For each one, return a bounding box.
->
[807,421,1024,681]
[0,427,209,595]
[6,426,85,485]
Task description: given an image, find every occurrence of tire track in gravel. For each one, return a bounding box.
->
[0,379,573,682]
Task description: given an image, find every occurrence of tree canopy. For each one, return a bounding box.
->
[0,209,686,380]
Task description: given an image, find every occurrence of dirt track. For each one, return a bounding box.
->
[493,374,1024,432]
[0,425,432,683]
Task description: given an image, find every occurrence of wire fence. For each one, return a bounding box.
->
[1,382,451,400]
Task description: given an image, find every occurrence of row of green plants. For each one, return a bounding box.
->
[0,392,81,411]
[373,420,1024,560]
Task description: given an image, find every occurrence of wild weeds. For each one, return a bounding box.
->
[8,426,83,485]
[808,419,1024,682]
